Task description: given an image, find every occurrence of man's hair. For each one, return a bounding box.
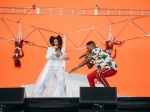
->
[49,36,55,46]
[86,41,96,47]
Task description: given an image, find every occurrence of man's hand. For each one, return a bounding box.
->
[69,67,78,74]
[85,52,90,58]
[84,51,90,58]
[69,56,93,74]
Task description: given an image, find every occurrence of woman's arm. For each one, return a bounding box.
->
[55,48,63,58]
[19,50,24,58]
[61,47,66,56]
[61,47,70,61]
[46,47,57,60]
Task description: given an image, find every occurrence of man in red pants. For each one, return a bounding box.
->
[69,41,118,87]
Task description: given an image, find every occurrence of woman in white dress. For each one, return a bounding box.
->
[31,35,69,97]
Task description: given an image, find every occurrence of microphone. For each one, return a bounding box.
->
[54,45,59,52]
[79,54,86,59]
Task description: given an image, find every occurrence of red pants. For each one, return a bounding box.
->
[87,68,117,87]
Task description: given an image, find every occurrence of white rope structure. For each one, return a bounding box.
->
[17,22,22,40]
[108,24,113,41]
[0,14,150,51]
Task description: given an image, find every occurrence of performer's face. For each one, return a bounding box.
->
[86,45,93,53]
[54,39,58,46]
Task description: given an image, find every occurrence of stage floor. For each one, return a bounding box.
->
[21,73,150,112]
[24,97,150,112]
[22,73,130,97]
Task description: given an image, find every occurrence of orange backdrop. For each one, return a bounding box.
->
[0,0,150,96]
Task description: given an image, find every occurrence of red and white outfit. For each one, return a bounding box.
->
[87,47,118,87]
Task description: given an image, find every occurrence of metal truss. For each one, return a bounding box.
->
[1,15,150,51]
[0,6,150,16]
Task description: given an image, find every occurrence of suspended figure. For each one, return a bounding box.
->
[12,38,34,68]
[12,22,34,68]
[102,37,125,59]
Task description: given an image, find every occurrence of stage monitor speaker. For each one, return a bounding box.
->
[79,87,117,110]
[0,87,26,110]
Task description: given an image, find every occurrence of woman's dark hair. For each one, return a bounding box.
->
[49,36,55,46]
[49,35,63,50]
[56,35,63,50]
[14,59,21,68]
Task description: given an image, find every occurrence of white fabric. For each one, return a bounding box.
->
[30,46,67,97]
[16,46,21,50]
[13,53,18,57]
[108,31,112,41]
[105,49,112,54]
[17,30,22,40]
[62,35,66,70]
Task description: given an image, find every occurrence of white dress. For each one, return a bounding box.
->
[30,46,67,97]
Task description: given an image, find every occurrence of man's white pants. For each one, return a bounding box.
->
[34,66,67,97]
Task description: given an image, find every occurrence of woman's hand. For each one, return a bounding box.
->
[63,56,70,61]
[54,45,61,51]
[55,46,63,57]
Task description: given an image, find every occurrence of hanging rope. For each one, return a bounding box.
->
[0,16,150,52]
[122,35,150,42]
[108,24,113,41]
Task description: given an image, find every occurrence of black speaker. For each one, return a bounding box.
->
[0,87,26,110]
[79,87,117,110]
